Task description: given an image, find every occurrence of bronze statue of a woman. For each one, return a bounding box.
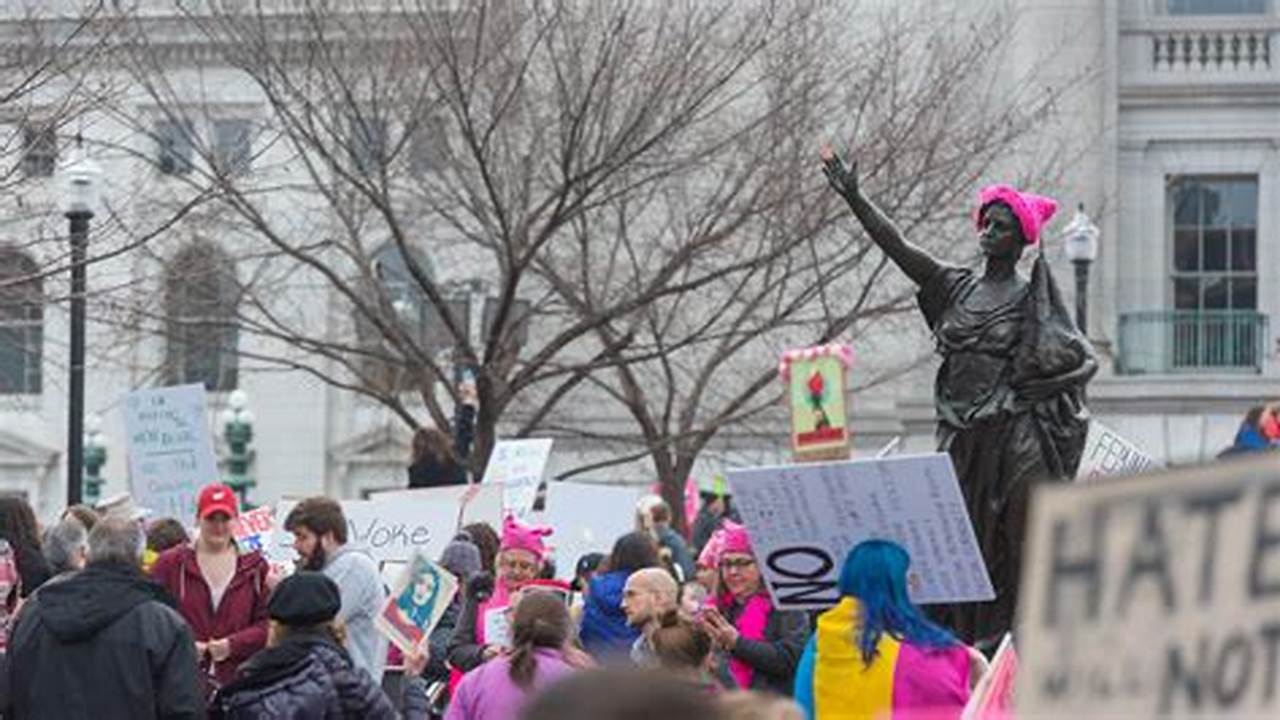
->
[820,145,1097,643]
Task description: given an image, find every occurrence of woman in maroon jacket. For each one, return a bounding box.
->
[151,483,271,692]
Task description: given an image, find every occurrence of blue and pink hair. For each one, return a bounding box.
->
[838,539,958,665]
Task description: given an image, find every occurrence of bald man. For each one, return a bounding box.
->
[620,567,679,666]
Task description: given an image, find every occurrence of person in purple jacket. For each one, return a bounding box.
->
[446,591,582,720]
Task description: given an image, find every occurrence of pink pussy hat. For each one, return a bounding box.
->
[698,528,725,569]
[975,184,1059,246]
[718,520,754,557]
[500,513,553,559]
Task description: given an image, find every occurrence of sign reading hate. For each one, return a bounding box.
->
[728,453,993,609]
[121,384,220,518]
[1016,454,1280,718]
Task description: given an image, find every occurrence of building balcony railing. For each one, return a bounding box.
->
[1117,310,1269,375]
[1120,18,1280,90]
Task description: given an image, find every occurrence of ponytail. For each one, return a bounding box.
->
[505,593,572,690]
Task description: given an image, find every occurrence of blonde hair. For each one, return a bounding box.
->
[267,618,348,648]
[718,691,805,720]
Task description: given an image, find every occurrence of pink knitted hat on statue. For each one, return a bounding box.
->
[500,513,553,559]
[717,520,754,557]
[975,184,1059,245]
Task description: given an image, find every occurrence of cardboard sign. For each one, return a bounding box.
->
[270,484,502,564]
[530,482,642,581]
[781,345,852,461]
[375,551,459,653]
[1076,420,1161,482]
[231,506,275,553]
[482,605,512,648]
[121,384,220,518]
[481,439,554,516]
[1016,454,1280,718]
[727,453,994,609]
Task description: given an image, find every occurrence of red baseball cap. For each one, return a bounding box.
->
[197,483,239,520]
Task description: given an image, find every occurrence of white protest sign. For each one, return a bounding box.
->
[1017,454,1280,718]
[531,482,642,581]
[270,484,502,565]
[727,453,994,609]
[1075,420,1161,482]
[482,439,554,516]
[482,606,512,648]
[121,384,220,518]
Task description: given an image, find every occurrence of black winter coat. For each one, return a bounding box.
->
[407,404,476,488]
[4,562,203,720]
[210,633,428,720]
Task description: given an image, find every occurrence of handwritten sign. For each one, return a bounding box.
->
[121,384,219,518]
[231,506,275,553]
[270,484,502,564]
[482,439,554,516]
[483,606,512,648]
[1076,420,1160,483]
[727,453,994,609]
[530,482,641,581]
[1017,454,1280,718]
[375,551,459,652]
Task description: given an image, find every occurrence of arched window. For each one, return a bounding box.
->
[0,249,43,394]
[165,242,239,391]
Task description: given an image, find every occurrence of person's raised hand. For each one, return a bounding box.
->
[404,642,431,676]
[819,142,859,200]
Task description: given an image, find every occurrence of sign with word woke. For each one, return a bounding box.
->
[728,453,993,609]
[121,384,220,519]
[1016,454,1280,718]
[482,439,554,516]
[1075,420,1160,483]
[530,482,642,581]
[271,484,502,565]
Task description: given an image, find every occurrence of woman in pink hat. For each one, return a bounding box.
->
[819,147,1097,645]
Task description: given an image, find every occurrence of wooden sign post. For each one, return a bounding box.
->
[779,344,853,462]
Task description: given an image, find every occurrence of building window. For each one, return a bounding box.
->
[21,124,56,178]
[156,120,195,175]
[212,119,253,175]
[1169,175,1259,368]
[1166,0,1269,14]
[409,115,447,178]
[0,250,43,394]
[165,242,239,391]
[350,116,387,175]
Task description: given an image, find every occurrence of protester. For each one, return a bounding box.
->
[650,611,726,692]
[695,530,724,597]
[61,504,100,532]
[144,517,189,573]
[720,692,805,720]
[648,500,695,582]
[692,476,737,554]
[446,591,580,720]
[151,483,271,691]
[579,531,659,659]
[448,515,553,674]
[41,518,88,579]
[5,516,202,719]
[793,540,986,719]
[423,538,484,688]
[1220,404,1280,457]
[0,496,51,599]
[681,581,709,616]
[620,566,679,665]
[519,668,727,720]
[572,552,605,595]
[210,571,430,719]
[408,381,477,488]
[699,522,808,695]
[461,521,501,575]
[95,493,150,523]
[284,496,390,683]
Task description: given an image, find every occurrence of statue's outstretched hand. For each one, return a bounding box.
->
[820,143,858,199]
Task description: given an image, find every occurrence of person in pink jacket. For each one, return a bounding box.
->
[446,591,579,720]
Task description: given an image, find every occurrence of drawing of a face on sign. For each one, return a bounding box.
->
[398,558,442,629]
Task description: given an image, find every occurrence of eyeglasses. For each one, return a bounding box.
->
[720,558,757,572]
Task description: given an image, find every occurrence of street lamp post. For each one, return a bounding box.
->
[61,136,100,507]
[220,389,256,508]
[83,414,108,505]
[1062,203,1100,335]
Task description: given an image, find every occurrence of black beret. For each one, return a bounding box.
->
[268,571,341,626]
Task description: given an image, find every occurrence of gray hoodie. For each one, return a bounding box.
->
[323,545,389,683]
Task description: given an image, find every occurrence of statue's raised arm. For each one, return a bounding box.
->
[820,144,943,288]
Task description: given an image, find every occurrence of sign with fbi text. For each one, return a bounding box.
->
[1017,454,1280,718]
[728,453,993,610]
[122,384,220,518]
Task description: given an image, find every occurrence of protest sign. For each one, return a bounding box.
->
[270,484,502,564]
[121,384,220,518]
[1075,420,1160,482]
[962,632,1017,720]
[231,506,275,553]
[375,551,459,653]
[481,439,554,516]
[482,606,512,648]
[1016,454,1280,718]
[531,482,641,581]
[727,453,994,609]
[779,344,853,461]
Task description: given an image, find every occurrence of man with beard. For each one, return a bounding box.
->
[283,497,388,683]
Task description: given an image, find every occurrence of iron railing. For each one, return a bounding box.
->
[1118,310,1269,374]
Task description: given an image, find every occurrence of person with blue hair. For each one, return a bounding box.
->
[793,540,987,719]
